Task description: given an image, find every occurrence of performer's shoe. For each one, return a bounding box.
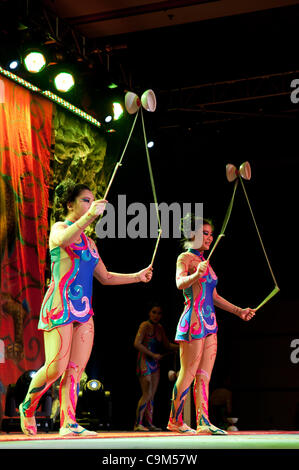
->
[167,420,196,434]
[146,424,163,431]
[59,423,98,437]
[134,424,150,432]
[196,424,228,435]
[19,403,37,437]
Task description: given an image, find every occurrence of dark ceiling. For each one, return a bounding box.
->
[41,0,299,39]
[1,0,299,131]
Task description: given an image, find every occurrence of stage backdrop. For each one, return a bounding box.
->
[50,106,108,239]
[0,75,53,418]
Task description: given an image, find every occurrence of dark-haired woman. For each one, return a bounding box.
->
[20,181,153,437]
[134,303,178,431]
[167,217,255,435]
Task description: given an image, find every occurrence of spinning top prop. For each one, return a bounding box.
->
[124,89,157,114]
[124,92,141,114]
[209,160,279,311]
[141,89,157,112]
[226,161,251,182]
[100,88,161,268]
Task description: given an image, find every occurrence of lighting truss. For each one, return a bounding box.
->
[0,65,101,128]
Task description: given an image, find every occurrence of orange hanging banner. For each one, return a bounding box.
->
[0,76,53,413]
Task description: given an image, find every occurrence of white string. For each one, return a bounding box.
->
[103,110,140,199]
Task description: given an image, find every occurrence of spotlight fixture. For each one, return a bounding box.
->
[86,379,103,392]
[24,51,46,73]
[105,115,113,123]
[8,60,20,71]
[104,103,123,123]
[14,370,38,406]
[112,102,123,120]
[54,71,75,92]
[77,377,111,430]
[108,83,118,89]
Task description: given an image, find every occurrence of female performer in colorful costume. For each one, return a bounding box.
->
[134,303,178,431]
[167,216,255,435]
[20,180,153,437]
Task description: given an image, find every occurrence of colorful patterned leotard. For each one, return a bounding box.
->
[38,221,99,331]
[136,322,163,376]
[175,248,218,342]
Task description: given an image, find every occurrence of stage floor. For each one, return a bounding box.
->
[1,430,299,449]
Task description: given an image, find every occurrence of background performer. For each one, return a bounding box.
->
[134,302,178,431]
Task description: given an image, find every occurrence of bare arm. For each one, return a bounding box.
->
[92,243,153,285]
[50,200,106,249]
[213,288,256,321]
[134,323,162,360]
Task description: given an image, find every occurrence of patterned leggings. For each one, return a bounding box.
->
[135,369,160,427]
[22,317,94,428]
[169,333,217,428]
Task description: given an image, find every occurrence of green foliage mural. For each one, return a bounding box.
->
[51,107,111,237]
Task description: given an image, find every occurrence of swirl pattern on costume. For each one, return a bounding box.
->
[175,249,218,341]
[136,322,163,376]
[38,221,99,331]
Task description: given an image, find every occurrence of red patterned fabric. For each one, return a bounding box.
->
[0,76,53,414]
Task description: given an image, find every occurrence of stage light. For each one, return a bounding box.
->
[112,102,123,120]
[8,60,20,71]
[24,51,46,73]
[86,379,103,392]
[54,72,75,92]
[105,115,113,123]
[2,369,53,432]
[14,370,38,406]
[76,378,111,430]
[0,66,102,128]
[104,103,123,124]
[147,141,154,148]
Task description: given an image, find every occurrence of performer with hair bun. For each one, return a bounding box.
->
[167,214,255,435]
[20,179,153,437]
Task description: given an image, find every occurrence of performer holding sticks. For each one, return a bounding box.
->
[167,214,255,435]
[20,179,153,437]
[134,302,178,431]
